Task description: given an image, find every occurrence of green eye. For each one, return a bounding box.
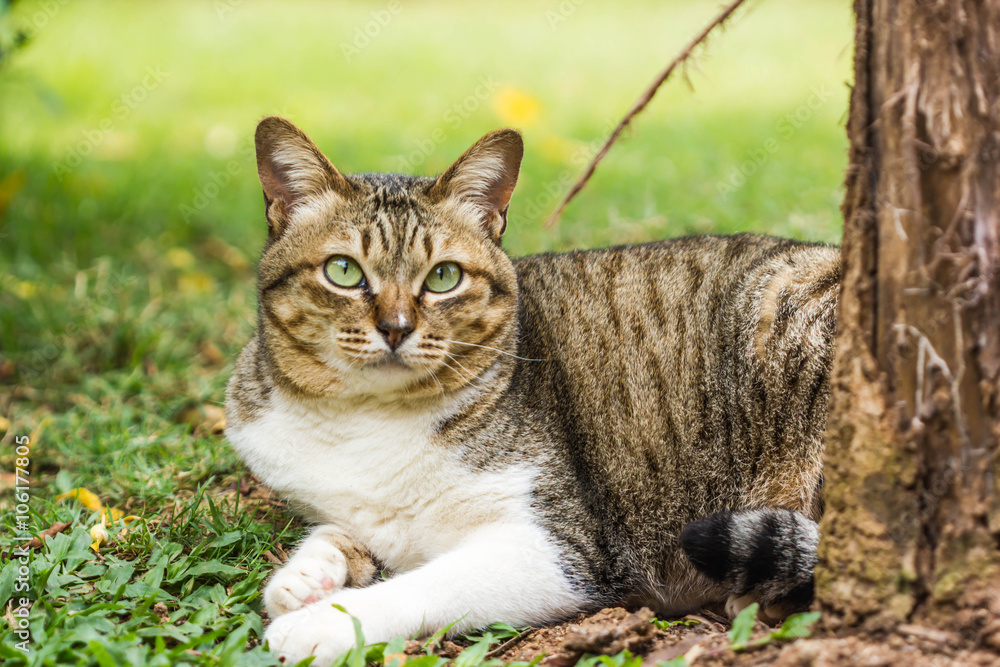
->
[324,255,365,288]
[424,262,462,293]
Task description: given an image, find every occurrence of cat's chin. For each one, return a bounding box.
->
[362,354,411,371]
[339,355,439,398]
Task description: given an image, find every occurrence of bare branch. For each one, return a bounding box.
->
[545,0,752,227]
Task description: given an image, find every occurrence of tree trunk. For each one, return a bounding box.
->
[818,0,1000,635]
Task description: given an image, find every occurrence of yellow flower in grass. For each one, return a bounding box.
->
[493,86,541,127]
[178,271,215,294]
[11,281,38,300]
[166,247,196,269]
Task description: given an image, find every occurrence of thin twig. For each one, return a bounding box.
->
[485,628,536,659]
[546,0,751,227]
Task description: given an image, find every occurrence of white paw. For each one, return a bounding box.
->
[264,540,349,618]
[264,603,358,666]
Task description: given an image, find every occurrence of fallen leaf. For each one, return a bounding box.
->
[56,488,103,512]
[56,487,140,552]
[198,340,225,366]
[28,418,48,446]
[176,403,226,434]
[22,521,73,549]
[201,237,250,271]
[90,514,139,552]
[683,642,707,664]
[90,523,109,551]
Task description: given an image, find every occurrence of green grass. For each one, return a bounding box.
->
[0,0,852,664]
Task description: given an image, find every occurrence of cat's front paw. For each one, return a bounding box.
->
[265,604,357,666]
[264,540,349,618]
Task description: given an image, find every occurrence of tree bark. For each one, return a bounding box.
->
[818,0,1000,634]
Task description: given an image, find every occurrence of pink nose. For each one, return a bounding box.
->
[377,316,414,350]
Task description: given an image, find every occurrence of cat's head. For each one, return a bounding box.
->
[253,116,522,399]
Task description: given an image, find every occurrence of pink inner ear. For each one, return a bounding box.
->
[491,180,517,212]
[259,156,299,208]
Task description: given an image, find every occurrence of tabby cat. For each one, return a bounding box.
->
[225,117,840,665]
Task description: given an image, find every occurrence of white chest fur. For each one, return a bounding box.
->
[227,391,536,572]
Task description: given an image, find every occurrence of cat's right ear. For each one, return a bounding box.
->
[254,116,353,237]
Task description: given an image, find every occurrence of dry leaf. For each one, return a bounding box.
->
[56,487,139,552]
[22,521,72,549]
[90,514,139,552]
[176,403,227,434]
[90,523,109,551]
[198,340,225,366]
[201,237,250,271]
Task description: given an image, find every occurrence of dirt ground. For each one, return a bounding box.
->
[489,606,1000,667]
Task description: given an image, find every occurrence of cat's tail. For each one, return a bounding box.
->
[679,508,818,621]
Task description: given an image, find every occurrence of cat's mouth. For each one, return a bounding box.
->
[362,351,412,371]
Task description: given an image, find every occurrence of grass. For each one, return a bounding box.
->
[0,0,851,664]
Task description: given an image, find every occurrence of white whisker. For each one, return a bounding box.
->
[441,360,474,383]
[437,338,544,362]
[441,350,478,380]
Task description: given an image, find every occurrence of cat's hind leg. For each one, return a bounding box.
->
[678,508,818,622]
[264,526,377,618]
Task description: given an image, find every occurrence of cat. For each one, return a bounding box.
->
[225,116,840,666]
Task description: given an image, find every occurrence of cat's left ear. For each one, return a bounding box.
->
[428,128,523,241]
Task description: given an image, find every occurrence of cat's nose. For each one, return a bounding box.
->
[377,313,415,350]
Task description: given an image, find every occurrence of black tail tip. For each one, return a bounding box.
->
[679,511,734,583]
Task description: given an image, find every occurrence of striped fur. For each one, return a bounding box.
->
[225,118,839,663]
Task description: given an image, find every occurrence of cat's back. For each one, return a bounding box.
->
[511,234,840,526]
[513,234,839,380]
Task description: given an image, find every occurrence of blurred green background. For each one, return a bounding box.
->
[0,0,854,504]
[0,0,855,516]
[0,1,852,663]
[0,0,853,408]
